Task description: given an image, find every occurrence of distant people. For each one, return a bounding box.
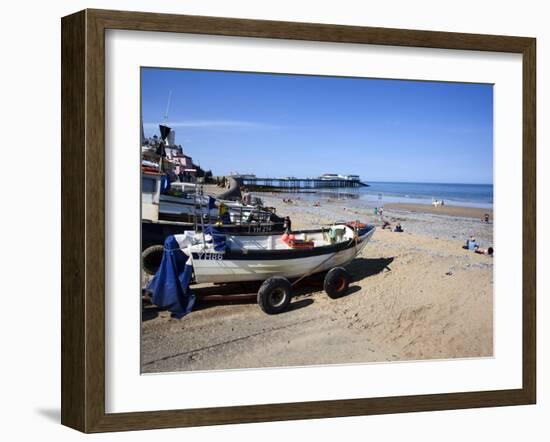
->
[475,246,494,256]
[394,223,403,232]
[464,236,477,250]
[382,220,391,230]
[283,216,292,234]
[483,213,490,223]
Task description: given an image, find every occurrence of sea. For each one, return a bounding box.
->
[297,182,493,209]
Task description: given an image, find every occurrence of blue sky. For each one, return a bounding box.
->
[141,68,493,184]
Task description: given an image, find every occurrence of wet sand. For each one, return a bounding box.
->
[385,203,492,220]
[142,190,494,373]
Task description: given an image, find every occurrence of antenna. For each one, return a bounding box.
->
[163,90,172,123]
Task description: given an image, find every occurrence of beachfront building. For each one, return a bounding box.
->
[141,141,198,180]
[141,123,202,181]
[167,129,176,146]
[229,172,257,179]
[168,149,197,179]
[319,173,361,182]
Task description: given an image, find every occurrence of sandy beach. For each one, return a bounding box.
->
[142,188,493,373]
[386,202,492,220]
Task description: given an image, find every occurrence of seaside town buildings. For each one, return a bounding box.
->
[141,127,201,182]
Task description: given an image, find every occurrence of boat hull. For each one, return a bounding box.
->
[191,226,374,284]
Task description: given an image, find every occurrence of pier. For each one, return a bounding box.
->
[238,177,369,191]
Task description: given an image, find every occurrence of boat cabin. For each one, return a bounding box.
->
[142,171,163,222]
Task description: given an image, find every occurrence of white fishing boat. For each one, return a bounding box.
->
[147,222,375,316]
[185,223,374,283]
[142,169,281,223]
[159,193,267,222]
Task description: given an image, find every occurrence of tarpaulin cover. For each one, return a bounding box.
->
[146,235,195,319]
[160,173,171,194]
[203,225,227,252]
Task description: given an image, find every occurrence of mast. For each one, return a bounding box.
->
[164,90,172,124]
[158,90,173,173]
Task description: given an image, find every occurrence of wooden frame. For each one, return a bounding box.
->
[61,9,536,433]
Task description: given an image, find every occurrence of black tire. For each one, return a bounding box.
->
[257,276,292,315]
[142,244,165,275]
[324,267,350,299]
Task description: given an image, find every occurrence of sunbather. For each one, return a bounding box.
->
[475,246,494,256]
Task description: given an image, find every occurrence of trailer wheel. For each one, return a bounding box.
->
[257,276,292,315]
[141,245,165,275]
[324,267,350,299]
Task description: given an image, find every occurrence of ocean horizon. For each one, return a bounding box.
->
[277,181,494,209]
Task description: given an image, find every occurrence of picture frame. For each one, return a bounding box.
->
[61,8,536,433]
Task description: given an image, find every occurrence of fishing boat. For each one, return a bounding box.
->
[147,222,375,317]
[141,170,285,274]
[158,192,274,223]
[142,169,280,223]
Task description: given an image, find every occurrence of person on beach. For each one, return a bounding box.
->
[283,216,292,234]
[475,246,494,256]
[464,235,477,250]
[394,223,403,232]
[483,213,490,223]
[218,203,231,224]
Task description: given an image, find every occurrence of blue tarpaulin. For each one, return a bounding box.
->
[203,225,227,252]
[160,173,171,194]
[146,235,195,319]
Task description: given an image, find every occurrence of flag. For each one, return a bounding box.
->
[159,124,172,141]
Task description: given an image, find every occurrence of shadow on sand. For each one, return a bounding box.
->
[173,256,396,314]
[346,256,394,281]
[142,303,161,321]
[141,256,395,318]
